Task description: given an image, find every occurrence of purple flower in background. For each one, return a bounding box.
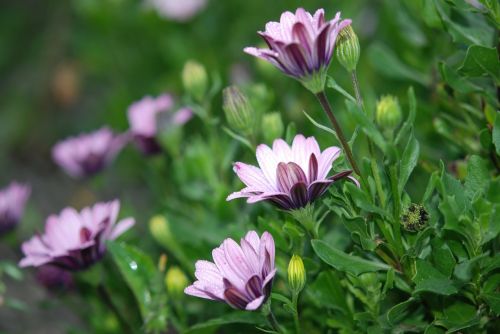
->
[36,265,74,291]
[148,0,208,22]
[19,200,134,271]
[52,127,126,179]
[0,182,30,235]
[127,94,193,155]
[244,8,351,93]
[227,134,353,210]
[185,231,276,310]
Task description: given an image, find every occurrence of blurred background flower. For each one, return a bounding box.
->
[0,182,30,235]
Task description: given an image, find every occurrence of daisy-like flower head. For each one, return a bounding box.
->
[0,182,30,235]
[19,200,134,271]
[244,8,351,93]
[52,127,127,179]
[185,231,276,311]
[227,134,353,210]
[127,94,193,155]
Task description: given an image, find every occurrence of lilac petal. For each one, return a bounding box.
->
[185,285,218,300]
[307,179,334,201]
[284,43,309,76]
[290,182,308,208]
[240,238,259,274]
[233,162,273,191]
[245,295,266,311]
[223,239,253,280]
[313,23,331,69]
[245,275,263,300]
[172,108,193,125]
[224,286,250,309]
[256,144,280,187]
[272,138,292,162]
[318,146,341,179]
[109,218,135,240]
[259,232,275,276]
[313,9,325,28]
[212,245,245,290]
[276,162,307,193]
[292,22,313,59]
[308,153,318,183]
[348,175,361,188]
[262,268,277,288]
[260,193,295,210]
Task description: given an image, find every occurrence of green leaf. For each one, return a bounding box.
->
[327,77,356,102]
[346,100,387,152]
[311,239,391,275]
[398,133,420,194]
[108,241,167,328]
[395,87,417,146]
[482,293,500,315]
[302,110,338,139]
[185,312,265,333]
[464,155,489,199]
[368,43,430,86]
[431,239,456,277]
[413,260,458,295]
[345,182,388,218]
[439,62,483,94]
[458,45,500,83]
[308,271,351,315]
[493,114,500,155]
[386,298,415,326]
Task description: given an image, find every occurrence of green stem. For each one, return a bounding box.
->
[315,91,361,176]
[267,310,284,333]
[97,284,134,334]
[369,143,387,208]
[292,293,301,334]
[351,71,363,108]
[389,165,403,257]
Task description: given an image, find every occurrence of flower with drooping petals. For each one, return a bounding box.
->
[0,182,30,235]
[19,200,134,271]
[52,127,126,179]
[148,0,208,22]
[185,231,275,311]
[127,94,193,155]
[227,134,352,210]
[244,8,351,93]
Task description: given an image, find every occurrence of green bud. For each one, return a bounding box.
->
[401,204,429,232]
[182,60,208,102]
[335,25,360,72]
[165,266,188,298]
[149,215,172,248]
[261,112,284,143]
[288,254,306,294]
[376,95,402,131]
[222,86,255,135]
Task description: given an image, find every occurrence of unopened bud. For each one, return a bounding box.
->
[149,215,172,248]
[165,266,188,298]
[182,60,208,101]
[288,254,306,294]
[261,112,284,143]
[401,204,429,232]
[336,25,360,72]
[223,86,255,134]
[376,95,402,131]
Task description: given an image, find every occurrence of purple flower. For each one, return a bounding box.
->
[148,0,208,22]
[244,8,351,93]
[19,200,134,271]
[52,127,126,178]
[0,182,30,235]
[127,94,193,155]
[185,231,276,311]
[227,134,352,210]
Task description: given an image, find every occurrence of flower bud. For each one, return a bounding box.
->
[182,60,208,101]
[335,25,360,72]
[261,112,284,143]
[149,215,172,248]
[165,266,188,298]
[376,95,402,131]
[288,254,306,294]
[401,204,429,232]
[222,86,255,135]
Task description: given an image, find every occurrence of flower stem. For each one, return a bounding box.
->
[351,71,363,108]
[97,283,134,334]
[267,310,284,333]
[292,293,301,334]
[315,91,361,176]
